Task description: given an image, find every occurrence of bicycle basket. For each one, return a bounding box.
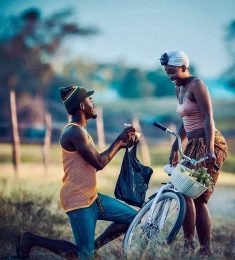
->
[170,163,208,199]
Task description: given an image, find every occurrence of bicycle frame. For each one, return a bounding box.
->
[145,182,181,235]
[146,183,171,224]
[144,121,217,231]
[123,122,219,254]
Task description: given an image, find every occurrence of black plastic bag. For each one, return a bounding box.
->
[114,143,153,207]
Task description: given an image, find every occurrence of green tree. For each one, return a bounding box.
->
[0,8,97,123]
[147,68,175,97]
[119,68,155,98]
[224,20,235,90]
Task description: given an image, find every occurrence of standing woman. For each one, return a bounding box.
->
[159,51,228,256]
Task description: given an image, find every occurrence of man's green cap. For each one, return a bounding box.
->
[59,85,94,114]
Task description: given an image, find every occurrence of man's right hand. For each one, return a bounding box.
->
[118,126,136,141]
[122,135,140,149]
[118,126,136,148]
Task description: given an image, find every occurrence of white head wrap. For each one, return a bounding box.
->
[167,50,189,68]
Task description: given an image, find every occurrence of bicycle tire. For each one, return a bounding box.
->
[123,191,186,258]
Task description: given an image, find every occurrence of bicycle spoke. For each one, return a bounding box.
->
[124,192,186,259]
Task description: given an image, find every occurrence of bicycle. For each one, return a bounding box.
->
[123,122,219,259]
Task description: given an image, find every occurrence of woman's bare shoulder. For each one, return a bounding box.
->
[190,78,208,92]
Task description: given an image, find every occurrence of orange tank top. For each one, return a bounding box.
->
[60,123,98,212]
[176,96,204,132]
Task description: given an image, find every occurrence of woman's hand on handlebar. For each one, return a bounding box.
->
[206,151,217,168]
[194,153,219,171]
[169,148,179,166]
[169,141,180,166]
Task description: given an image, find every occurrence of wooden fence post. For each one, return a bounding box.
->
[42,113,52,169]
[96,106,105,150]
[132,117,151,166]
[10,90,20,175]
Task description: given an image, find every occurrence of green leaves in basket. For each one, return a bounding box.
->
[191,168,213,190]
[181,167,213,190]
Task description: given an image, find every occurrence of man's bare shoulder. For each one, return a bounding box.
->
[61,125,88,149]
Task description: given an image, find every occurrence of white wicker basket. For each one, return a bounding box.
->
[170,163,208,199]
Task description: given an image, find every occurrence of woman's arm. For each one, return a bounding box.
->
[190,79,216,162]
[173,122,187,150]
[169,122,186,165]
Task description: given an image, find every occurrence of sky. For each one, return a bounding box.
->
[1,0,235,79]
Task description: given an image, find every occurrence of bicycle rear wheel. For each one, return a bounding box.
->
[123,191,186,259]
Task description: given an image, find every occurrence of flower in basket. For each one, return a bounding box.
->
[180,167,213,191]
[190,167,213,191]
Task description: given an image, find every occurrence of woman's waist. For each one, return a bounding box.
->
[186,128,221,141]
[186,128,206,140]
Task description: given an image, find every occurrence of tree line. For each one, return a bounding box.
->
[0,7,234,127]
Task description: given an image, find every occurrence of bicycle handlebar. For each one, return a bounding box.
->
[153,122,167,132]
[191,156,218,170]
[153,122,177,136]
[153,121,219,171]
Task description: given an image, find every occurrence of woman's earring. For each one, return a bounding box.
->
[80,103,85,110]
[182,65,187,72]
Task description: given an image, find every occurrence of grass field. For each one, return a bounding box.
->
[0,133,235,259]
[0,138,235,172]
[0,159,235,259]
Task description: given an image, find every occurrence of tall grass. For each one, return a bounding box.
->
[0,162,235,259]
[0,129,234,258]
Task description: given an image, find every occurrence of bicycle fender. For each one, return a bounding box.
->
[148,189,181,201]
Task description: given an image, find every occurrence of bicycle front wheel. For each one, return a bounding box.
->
[123,191,186,259]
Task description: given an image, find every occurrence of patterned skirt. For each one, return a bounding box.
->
[183,130,228,203]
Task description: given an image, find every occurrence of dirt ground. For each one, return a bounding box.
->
[208,186,235,220]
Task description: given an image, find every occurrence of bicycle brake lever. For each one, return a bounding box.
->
[213,163,220,171]
[190,157,220,171]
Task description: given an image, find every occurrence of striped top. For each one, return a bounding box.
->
[60,123,98,212]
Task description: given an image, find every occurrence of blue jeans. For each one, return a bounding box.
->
[67,193,137,260]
